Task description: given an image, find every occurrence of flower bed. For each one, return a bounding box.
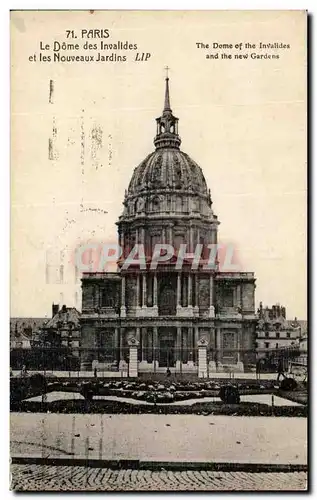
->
[12,375,306,411]
[10,376,282,407]
[45,379,277,401]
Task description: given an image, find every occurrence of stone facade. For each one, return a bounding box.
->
[256,303,304,356]
[81,77,257,374]
[34,304,81,357]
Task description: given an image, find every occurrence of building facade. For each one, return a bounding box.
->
[80,78,257,374]
[10,317,47,349]
[33,304,81,355]
[256,302,304,355]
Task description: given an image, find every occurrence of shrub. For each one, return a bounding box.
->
[280,377,297,391]
[29,373,47,394]
[219,385,240,404]
[10,379,28,403]
[79,382,97,401]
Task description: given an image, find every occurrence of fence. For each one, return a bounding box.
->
[10,345,307,378]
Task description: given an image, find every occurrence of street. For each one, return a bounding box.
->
[11,465,307,491]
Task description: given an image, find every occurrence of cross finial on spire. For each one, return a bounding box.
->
[164,65,170,79]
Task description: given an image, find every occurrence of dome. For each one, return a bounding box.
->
[118,76,216,224]
[127,149,209,198]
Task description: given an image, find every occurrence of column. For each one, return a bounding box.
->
[194,326,199,348]
[95,285,100,309]
[120,231,124,251]
[114,327,119,365]
[209,327,217,372]
[136,274,140,308]
[176,326,182,369]
[236,284,241,312]
[136,327,141,361]
[188,327,194,364]
[209,274,215,317]
[177,273,181,309]
[189,226,194,253]
[136,327,140,342]
[236,330,244,371]
[187,275,192,307]
[215,327,222,371]
[189,326,199,365]
[171,195,175,213]
[142,274,147,308]
[162,228,166,244]
[119,327,127,371]
[128,338,139,378]
[194,275,199,312]
[169,225,173,245]
[197,339,208,378]
[197,228,200,244]
[120,276,126,317]
[153,326,158,370]
[153,273,158,309]
[120,328,123,359]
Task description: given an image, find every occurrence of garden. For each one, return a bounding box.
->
[10,374,307,417]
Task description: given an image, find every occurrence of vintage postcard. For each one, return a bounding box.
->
[10,10,307,491]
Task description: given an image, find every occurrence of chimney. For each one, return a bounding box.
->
[272,305,276,318]
[52,303,59,317]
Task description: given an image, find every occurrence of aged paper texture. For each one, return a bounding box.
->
[10,10,307,492]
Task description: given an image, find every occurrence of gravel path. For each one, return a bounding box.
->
[11,413,307,464]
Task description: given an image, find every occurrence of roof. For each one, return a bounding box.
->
[10,317,47,340]
[45,307,81,329]
[121,78,215,223]
[127,149,208,200]
[285,319,307,334]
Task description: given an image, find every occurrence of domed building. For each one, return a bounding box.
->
[80,77,257,375]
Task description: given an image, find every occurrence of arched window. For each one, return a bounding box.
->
[152,196,160,211]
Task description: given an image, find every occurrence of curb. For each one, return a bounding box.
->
[10,455,308,473]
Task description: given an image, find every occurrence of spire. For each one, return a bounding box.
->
[154,69,181,150]
[164,77,171,112]
[163,67,171,113]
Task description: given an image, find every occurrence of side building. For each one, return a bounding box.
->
[256,302,306,355]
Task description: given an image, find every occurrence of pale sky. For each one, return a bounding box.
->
[11,10,307,319]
